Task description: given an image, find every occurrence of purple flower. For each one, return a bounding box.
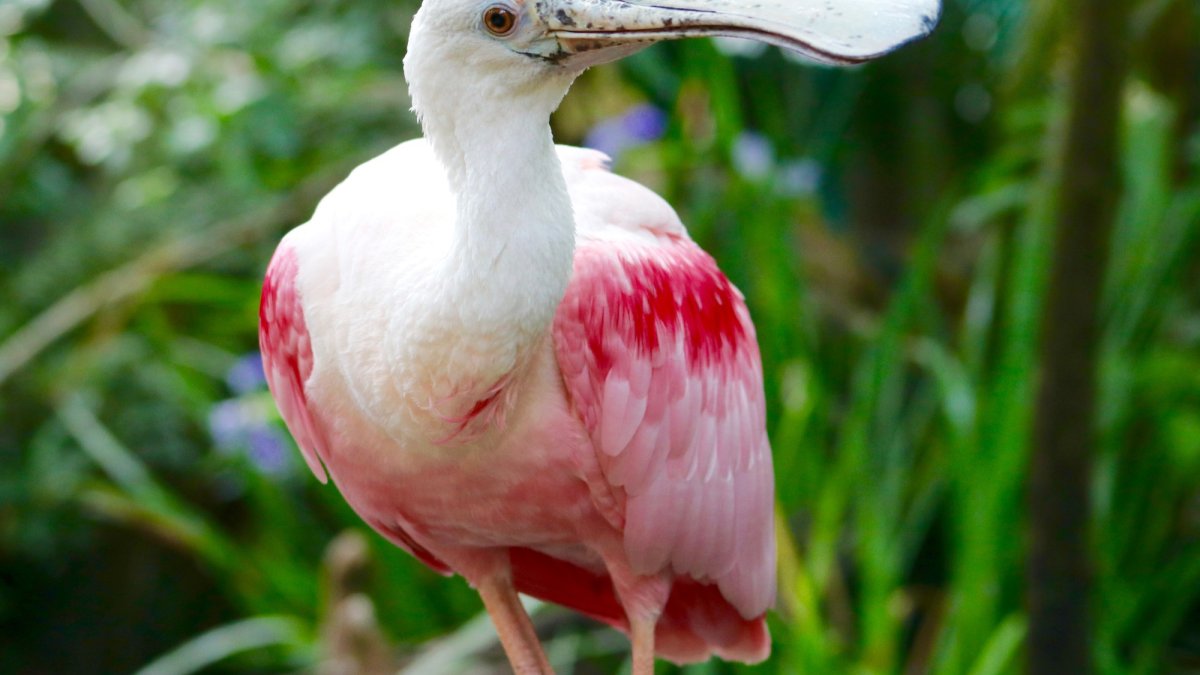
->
[226,352,266,395]
[208,399,247,453]
[584,104,668,161]
[247,426,292,476]
[208,396,294,476]
[778,158,822,197]
[732,132,774,180]
[622,104,668,142]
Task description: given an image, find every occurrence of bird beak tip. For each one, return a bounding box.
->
[538,0,942,68]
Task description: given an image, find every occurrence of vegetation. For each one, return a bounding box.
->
[1,0,1197,672]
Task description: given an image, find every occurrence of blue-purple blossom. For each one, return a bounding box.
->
[247,426,292,476]
[208,396,294,476]
[584,104,668,161]
[778,158,822,197]
[226,352,267,395]
[732,132,774,180]
[208,399,247,453]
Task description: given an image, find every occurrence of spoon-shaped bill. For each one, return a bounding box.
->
[538,0,941,65]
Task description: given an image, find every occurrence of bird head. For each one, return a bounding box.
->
[407,0,939,77]
[403,0,940,157]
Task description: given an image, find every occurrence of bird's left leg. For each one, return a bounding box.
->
[605,558,671,675]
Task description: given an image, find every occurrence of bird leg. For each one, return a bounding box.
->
[476,573,554,675]
[604,557,670,675]
[629,614,658,675]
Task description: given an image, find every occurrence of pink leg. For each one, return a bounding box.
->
[475,574,553,675]
[449,549,553,675]
[629,614,658,675]
[603,554,670,675]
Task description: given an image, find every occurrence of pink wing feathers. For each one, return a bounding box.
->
[260,245,331,483]
[553,234,777,619]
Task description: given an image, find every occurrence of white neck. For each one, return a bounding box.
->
[403,15,579,382]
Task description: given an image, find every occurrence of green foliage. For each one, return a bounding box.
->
[1,0,1197,673]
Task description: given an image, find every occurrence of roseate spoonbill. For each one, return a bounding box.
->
[259,0,938,671]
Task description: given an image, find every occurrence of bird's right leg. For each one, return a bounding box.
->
[458,550,553,675]
[603,553,670,675]
[628,613,659,675]
[476,574,553,674]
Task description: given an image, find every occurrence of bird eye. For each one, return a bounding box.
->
[483,5,518,37]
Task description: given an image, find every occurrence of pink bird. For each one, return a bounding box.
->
[259,0,938,671]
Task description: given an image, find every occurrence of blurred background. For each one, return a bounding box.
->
[1,0,1198,673]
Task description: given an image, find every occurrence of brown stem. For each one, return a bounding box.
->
[1026,0,1130,672]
